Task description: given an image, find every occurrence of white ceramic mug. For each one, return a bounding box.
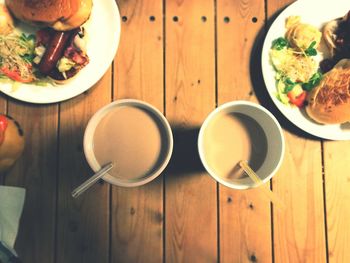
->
[198,101,285,189]
[84,99,173,187]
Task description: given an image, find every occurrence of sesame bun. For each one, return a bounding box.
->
[5,0,92,30]
[306,59,350,124]
[0,4,14,34]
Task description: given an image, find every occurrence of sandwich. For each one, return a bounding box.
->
[5,0,92,31]
[5,0,92,82]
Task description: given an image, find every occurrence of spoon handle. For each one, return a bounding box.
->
[72,162,114,198]
[239,160,286,211]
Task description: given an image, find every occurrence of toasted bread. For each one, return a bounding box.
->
[5,0,92,30]
[306,59,350,124]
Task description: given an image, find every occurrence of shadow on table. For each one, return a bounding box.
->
[165,126,206,177]
[249,8,322,142]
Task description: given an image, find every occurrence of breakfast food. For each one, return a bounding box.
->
[306,59,350,124]
[285,16,322,51]
[0,30,36,83]
[0,1,91,84]
[5,0,92,31]
[34,27,89,81]
[268,12,350,125]
[321,11,350,72]
[0,115,25,173]
[0,4,14,35]
[270,16,322,108]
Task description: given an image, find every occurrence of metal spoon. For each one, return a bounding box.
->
[72,162,113,198]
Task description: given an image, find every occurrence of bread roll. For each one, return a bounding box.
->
[306,59,350,124]
[5,0,92,30]
[0,4,14,35]
[0,115,25,173]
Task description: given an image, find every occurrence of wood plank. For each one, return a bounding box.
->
[216,0,273,262]
[0,97,7,114]
[55,72,112,263]
[112,1,164,262]
[0,97,7,184]
[165,0,217,262]
[217,0,264,101]
[267,1,327,262]
[5,102,58,263]
[324,142,350,263]
[272,134,326,263]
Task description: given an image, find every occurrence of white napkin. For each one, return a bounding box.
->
[0,186,25,261]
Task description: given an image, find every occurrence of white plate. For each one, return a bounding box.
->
[261,0,350,140]
[0,0,121,104]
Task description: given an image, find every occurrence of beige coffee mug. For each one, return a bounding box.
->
[198,101,285,189]
[84,99,173,187]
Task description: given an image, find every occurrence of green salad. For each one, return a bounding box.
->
[0,31,52,88]
[270,16,323,108]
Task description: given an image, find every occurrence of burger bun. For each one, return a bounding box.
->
[5,0,92,31]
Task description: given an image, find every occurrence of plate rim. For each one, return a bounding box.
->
[261,0,350,140]
[0,0,121,104]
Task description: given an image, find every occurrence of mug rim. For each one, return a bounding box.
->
[198,100,285,190]
[83,99,173,187]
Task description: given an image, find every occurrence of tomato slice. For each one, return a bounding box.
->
[287,90,307,108]
[0,66,34,83]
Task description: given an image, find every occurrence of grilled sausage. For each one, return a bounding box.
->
[38,30,73,75]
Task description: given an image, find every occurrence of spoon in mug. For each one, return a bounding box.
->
[72,162,114,198]
[239,160,286,211]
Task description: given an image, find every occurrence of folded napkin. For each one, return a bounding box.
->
[0,186,25,263]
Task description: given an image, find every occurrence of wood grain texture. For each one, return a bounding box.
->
[216,0,273,262]
[217,0,264,102]
[267,1,327,262]
[165,0,217,262]
[0,96,7,184]
[324,141,350,262]
[272,133,326,263]
[0,1,340,262]
[112,1,164,262]
[5,102,58,263]
[55,72,112,263]
[0,97,7,114]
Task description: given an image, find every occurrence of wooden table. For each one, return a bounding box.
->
[1,0,348,262]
